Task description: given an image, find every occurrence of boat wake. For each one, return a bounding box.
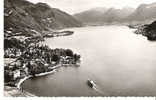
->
[92,86,104,95]
[87,79,104,95]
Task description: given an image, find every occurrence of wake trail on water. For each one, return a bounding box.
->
[92,85,104,95]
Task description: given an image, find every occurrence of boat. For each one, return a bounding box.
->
[87,79,96,88]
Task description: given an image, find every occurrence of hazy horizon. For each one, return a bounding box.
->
[27,0,156,14]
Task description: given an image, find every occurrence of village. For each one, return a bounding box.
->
[4,34,81,88]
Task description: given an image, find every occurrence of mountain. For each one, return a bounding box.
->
[127,3,156,22]
[4,0,82,37]
[74,2,156,25]
[74,7,134,25]
[101,7,134,23]
[74,7,107,25]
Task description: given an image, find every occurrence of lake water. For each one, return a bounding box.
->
[23,25,156,96]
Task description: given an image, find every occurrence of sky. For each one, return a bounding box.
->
[28,0,156,14]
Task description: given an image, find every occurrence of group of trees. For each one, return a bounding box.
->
[4,38,25,50]
[135,20,156,41]
[4,35,81,83]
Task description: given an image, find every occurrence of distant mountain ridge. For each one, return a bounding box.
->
[74,7,107,24]
[126,3,156,22]
[74,2,156,25]
[4,0,82,36]
[101,7,134,23]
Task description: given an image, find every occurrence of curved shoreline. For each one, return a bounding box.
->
[16,64,63,96]
[17,64,62,88]
[16,70,57,96]
[17,76,32,89]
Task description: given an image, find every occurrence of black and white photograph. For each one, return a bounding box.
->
[3,0,156,97]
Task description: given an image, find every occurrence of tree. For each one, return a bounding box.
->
[4,70,13,82]
[74,54,81,62]
[65,49,73,57]
[52,54,60,62]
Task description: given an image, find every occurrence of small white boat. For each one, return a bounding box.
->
[87,79,96,88]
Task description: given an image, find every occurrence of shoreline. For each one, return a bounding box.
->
[14,64,63,97]
[4,28,81,97]
[5,70,58,97]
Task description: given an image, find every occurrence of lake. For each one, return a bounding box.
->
[23,25,156,96]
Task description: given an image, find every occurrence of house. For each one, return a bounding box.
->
[24,67,29,76]
[51,61,56,65]
[13,70,21,80]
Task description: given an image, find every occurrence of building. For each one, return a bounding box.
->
[13,70,20,80]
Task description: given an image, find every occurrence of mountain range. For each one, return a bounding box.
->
[4,0,156,37]
[74,2,156,25]
[4,0,82,36]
